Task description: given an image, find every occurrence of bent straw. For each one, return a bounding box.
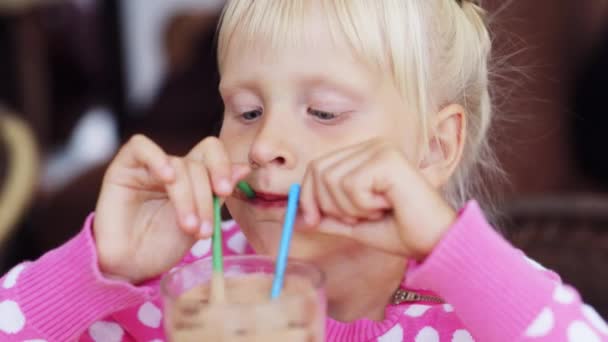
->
[270,184,301,299]
[237,180,255,199]
[210,195,225,302]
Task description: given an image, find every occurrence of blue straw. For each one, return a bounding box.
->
[270,183,301,299]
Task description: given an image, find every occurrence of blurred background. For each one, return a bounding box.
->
[0,0,607,315]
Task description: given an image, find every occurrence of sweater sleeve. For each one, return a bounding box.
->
[404,201,608,342]
[0,214,153,341]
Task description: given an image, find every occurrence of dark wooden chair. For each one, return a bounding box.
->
[503,195,608,318]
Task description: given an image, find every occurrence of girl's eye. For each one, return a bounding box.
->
[308,108,338,121]
[240,109,262,121]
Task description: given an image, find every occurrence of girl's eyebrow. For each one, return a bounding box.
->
[300,77,367,100]
[219,79,259,98]
[219,74,368,101]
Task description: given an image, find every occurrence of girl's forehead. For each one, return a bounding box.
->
[218,0,429,76]
[217,0,399,73]
[217,0,426,107]
[218,35,378,100]
[218,1,346,68]
[217,16,377,89]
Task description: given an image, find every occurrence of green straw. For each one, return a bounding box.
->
[237,180,255,198]
[212,180,252,274]
[210,195,226,303]
[212,196,223,273]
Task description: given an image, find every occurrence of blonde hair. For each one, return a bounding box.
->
[217,0,502,212]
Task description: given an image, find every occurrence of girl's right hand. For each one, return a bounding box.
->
[93,135,250,284]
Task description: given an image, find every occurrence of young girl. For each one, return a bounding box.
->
[2,0,607,341]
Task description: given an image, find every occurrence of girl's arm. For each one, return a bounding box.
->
[0,215,152,341]
[405,201,608,341]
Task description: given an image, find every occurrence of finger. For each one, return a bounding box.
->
[165,158,199,234]
[187,159,214,239]
[322,144,386,220]
[187,137,233,196]
[314,143,374,222]
[312,159,344,221]
[342,153,392,213]
[299,164,320,227]
[300,142,370,226]
[116,134,174,182]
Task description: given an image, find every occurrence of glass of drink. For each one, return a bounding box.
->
[161,255,326,342]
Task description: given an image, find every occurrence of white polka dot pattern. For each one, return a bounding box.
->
[89,321,124,342]
[227,232,248,254]
[138,302,162,328]
[567,321,601,342]
[404,304,432,318]
[525,307,554,337]
[378,324,403,341]
[221,220,236,231]
[553,284,576,304]
[582,305,608,335]
[0,300,25,334]
[190,238,211,258]
[452,329,474,342]
[415,326,439,342]
[2,264,26,289]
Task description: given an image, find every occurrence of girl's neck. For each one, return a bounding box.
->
[317,246,407,322]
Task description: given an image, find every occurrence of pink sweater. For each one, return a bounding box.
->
[1,201,606,341]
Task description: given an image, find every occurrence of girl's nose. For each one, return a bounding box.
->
[248,120,296,170]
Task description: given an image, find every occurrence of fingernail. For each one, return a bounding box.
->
[199,221,212,236]
[184,214,198,228]
[218,179,231,194]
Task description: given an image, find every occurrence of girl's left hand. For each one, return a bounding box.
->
[298,138,457,260]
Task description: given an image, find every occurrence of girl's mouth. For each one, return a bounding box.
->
[237,190,288,208]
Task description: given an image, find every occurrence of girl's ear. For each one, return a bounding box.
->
[419,104,467,188]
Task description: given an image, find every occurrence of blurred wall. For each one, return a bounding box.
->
[487,0,608,197]
[121,0,224,109]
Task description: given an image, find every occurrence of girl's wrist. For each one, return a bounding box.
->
[410,201,457,261]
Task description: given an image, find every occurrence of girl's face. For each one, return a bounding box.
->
[220,11,422,261]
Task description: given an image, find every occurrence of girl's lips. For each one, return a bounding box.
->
[254,192,288,201]
[251,197,288,208]
[238,191,289,208]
